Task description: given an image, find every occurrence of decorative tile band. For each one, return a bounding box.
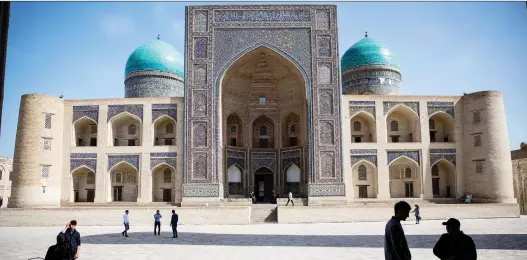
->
[152,104,178,109]
[349,106,376,119]
[73,105,99,111]
[349,101,375,106]
[150,153,177,158]
[183,183,219,197]
[152,106,177,123]
[150,158,177,170]
[72,108,98,123]
[308,183,345,197]
[430,153,456,167]
[383,102,420,116]
[350,155,377,167]
[214,10,311,22]
[107,105,143,122]
[387,151,420,165]
[427,102,454,107]
[428,106,454,118]
[430,149,456,154]
[108,155,140,171]
[350,149,377,155]
[70,153,97,159]
[70,159,96,173]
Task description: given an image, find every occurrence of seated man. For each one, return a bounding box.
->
[433,218,477,260]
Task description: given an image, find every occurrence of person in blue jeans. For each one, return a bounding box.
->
[122,210,130,237]
[154,210,162,235]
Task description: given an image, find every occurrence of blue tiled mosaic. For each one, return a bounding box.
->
[350,155,377,167]
[125,40,184,77]
[214,10,311,22]
[72,106,99,123]
[70,153,97,159]
[150,152,177,158]
[70,159,97,173]
[125,74,184,98]
[430,149,456,154]
[152,104,177,123]
[427,102,455,118]
[428,102,454,107]
[387,151,420,165]
[107,105,143,122]
[341,37,399,71]
[108,155,140,170]
[150,158,177,170]
[350,149,377,155]
[430,153,456,167]
[383,102,420,116]
[349,101,375,106]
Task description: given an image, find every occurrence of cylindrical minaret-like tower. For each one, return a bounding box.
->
[462,91,516,203]
[341,33,402,95]
[124,39,184,98]
[9,94,64,207]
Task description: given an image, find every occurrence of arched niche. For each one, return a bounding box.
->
[151,164,175,202]
[351,161,378,198]
[108,162,138,202]
[431,159,456,198]
[252,115,274,148]
[226,113,243,147]
[153,115,176,146]
[226,165,244,197]
[389,157,421,198]
[386,106,421,143]
[429,112,455,143]
[73,117,97,147]
[350,111,376,143]
[71,166,96,202]
[108,112,142,147]
[284,163,301,195]
[284,113,301,147]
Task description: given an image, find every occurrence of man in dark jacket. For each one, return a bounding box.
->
[433,218,477,260]
[170,209,179,238]
[384,201,412,260]
[60,220,81,259]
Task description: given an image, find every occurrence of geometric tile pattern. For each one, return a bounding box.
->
[350,149,377,167]
[152,104,178,123]
[430,149,456,167]
[427,101,454,118]
[387,151,420,166]
[308,183,345,196]
[107,105,143,122]
[383,101,420,116]
[72,105,99,123]
[349,101,376,119]
[108,155,140,171]
[150,152,177,170]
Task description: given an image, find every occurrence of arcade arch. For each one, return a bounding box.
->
[431,160,456,197]
[350,112,376,143]
[351,161,378,198]
[70,166,96,202]
[152,164,175,202]
[153,115,176,146]
[108,112,142,146]
[108,162,138,202]
[386,106,420,143]
[429,112,455,143]
[389,157,421,198]
[73,117,97,147]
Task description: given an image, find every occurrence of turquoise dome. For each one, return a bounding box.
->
[341,37,399,71]
[125,40,184,78]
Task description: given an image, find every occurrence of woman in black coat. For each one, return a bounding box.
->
[44,233,73,260]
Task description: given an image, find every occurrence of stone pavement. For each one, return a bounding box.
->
[1,217,527,260]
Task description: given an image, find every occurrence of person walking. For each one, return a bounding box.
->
[154,210,162,235]
[170,209,179,238]
[433,218,477,260]
[286,191,294,206]
[384,201,412,260]
[122,210,130,237]
[60,220,81,259]
[44,233,73,260]
[411,205,421,224]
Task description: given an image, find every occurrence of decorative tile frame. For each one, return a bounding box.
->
[350,149,377,167]
[108,155,140,171]
[70,153,97,173]
[349,101,376,119]
[183,183,219,197]
[184,5,343,197]
[152,104,177,123]
[427,101,455,118]
[226,149,246,170]
[387,151,420,166]
[308,183,345,196]
[72,105,99,123]
[251,151,277,174]
[383,102,420,116]
[107,105,143,122]
[430,149,456,167]
[150,152,177,170]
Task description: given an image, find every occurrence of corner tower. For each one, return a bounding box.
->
[341,33,401,95]
[124,37,185,98]
[10,94,64,207]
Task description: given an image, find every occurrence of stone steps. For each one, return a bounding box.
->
[251,204,277,223]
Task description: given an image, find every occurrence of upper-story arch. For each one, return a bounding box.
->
[73,116,98,147]
[350,111,376,143]
[385,105,421,143]
[107,112,142,147]
[152,115,176,146]
[428,111,455,143]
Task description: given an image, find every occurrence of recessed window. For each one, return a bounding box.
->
[90,138,97,146]
[115,173,122,183]
[260,126,267,136]
[429,119,436,129]
[230,138,237,146]
[128,139,136,146]
[473,135,482,147]
[41,165,51,179]
[86,172,95,184]
[290,125,296,133]
[390,120,399,131]
[259,96,266,105]
[163,168,171,183]
[164,139,173,146]
[475,161,483,173]
[432,165,439,176]
[289,137,298,146]
[231,125,237,133]
[358,165,367,180]
[128,124,137,135]
[472,111,481,124]
[405,168,412,178]
[44,113,52,129]
[354,136,362,143]
[90,124,97,134]
[353,121,361,131]
[166,123,174,134]
[43,138,52,151]
[391,136,400,143]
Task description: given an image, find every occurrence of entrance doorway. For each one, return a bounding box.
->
[113,186,123,201]
[0,196,3,207]
[432,178,440,195]
[163,189,172,202]
[254,169,273,203]
[86,189,95,202]
[404,182,414,197]
[358,186,368,198]
[74,190,79,202]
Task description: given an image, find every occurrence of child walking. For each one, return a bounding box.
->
[412,204,421,224]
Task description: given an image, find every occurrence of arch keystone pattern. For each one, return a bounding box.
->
[251,151,277,174]
[387,151,420,166]
[108,155,140,171]
[226,149,246,170]
[349,101,376,119]
[350,149,377,167]
[72,106,99,123]
[430,149,456,166]
[427,101,455,118]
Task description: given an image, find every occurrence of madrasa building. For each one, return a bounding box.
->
[6,5,518,218]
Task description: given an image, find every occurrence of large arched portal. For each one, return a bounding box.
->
[221,47,307,200]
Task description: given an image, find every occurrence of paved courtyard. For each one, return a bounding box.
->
[1,217,527,260]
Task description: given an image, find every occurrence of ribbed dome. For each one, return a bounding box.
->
[341,37,399,72]
[125,40,184,78]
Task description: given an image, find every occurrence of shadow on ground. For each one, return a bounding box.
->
[82,232,527,250]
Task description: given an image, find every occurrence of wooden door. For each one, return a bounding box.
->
[163,189,172,202]
[405,183,414,197]
[74,191,79,202]
[86,190,95,202]
[358,186,368,198]
[432,178,440,195]
[113,187,123,201]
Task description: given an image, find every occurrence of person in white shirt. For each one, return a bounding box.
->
[286,191,294,206]
[122,210,130,237]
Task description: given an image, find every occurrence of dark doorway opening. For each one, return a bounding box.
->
[86,189,95,202]
[163,189,172,202]
[358,185,368,198]
[404,182,414,198]
[113,186,123,201]
[254,168,274,203]
[446,186,451,197]
[74,190,79,202]
[432,178,440,195]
